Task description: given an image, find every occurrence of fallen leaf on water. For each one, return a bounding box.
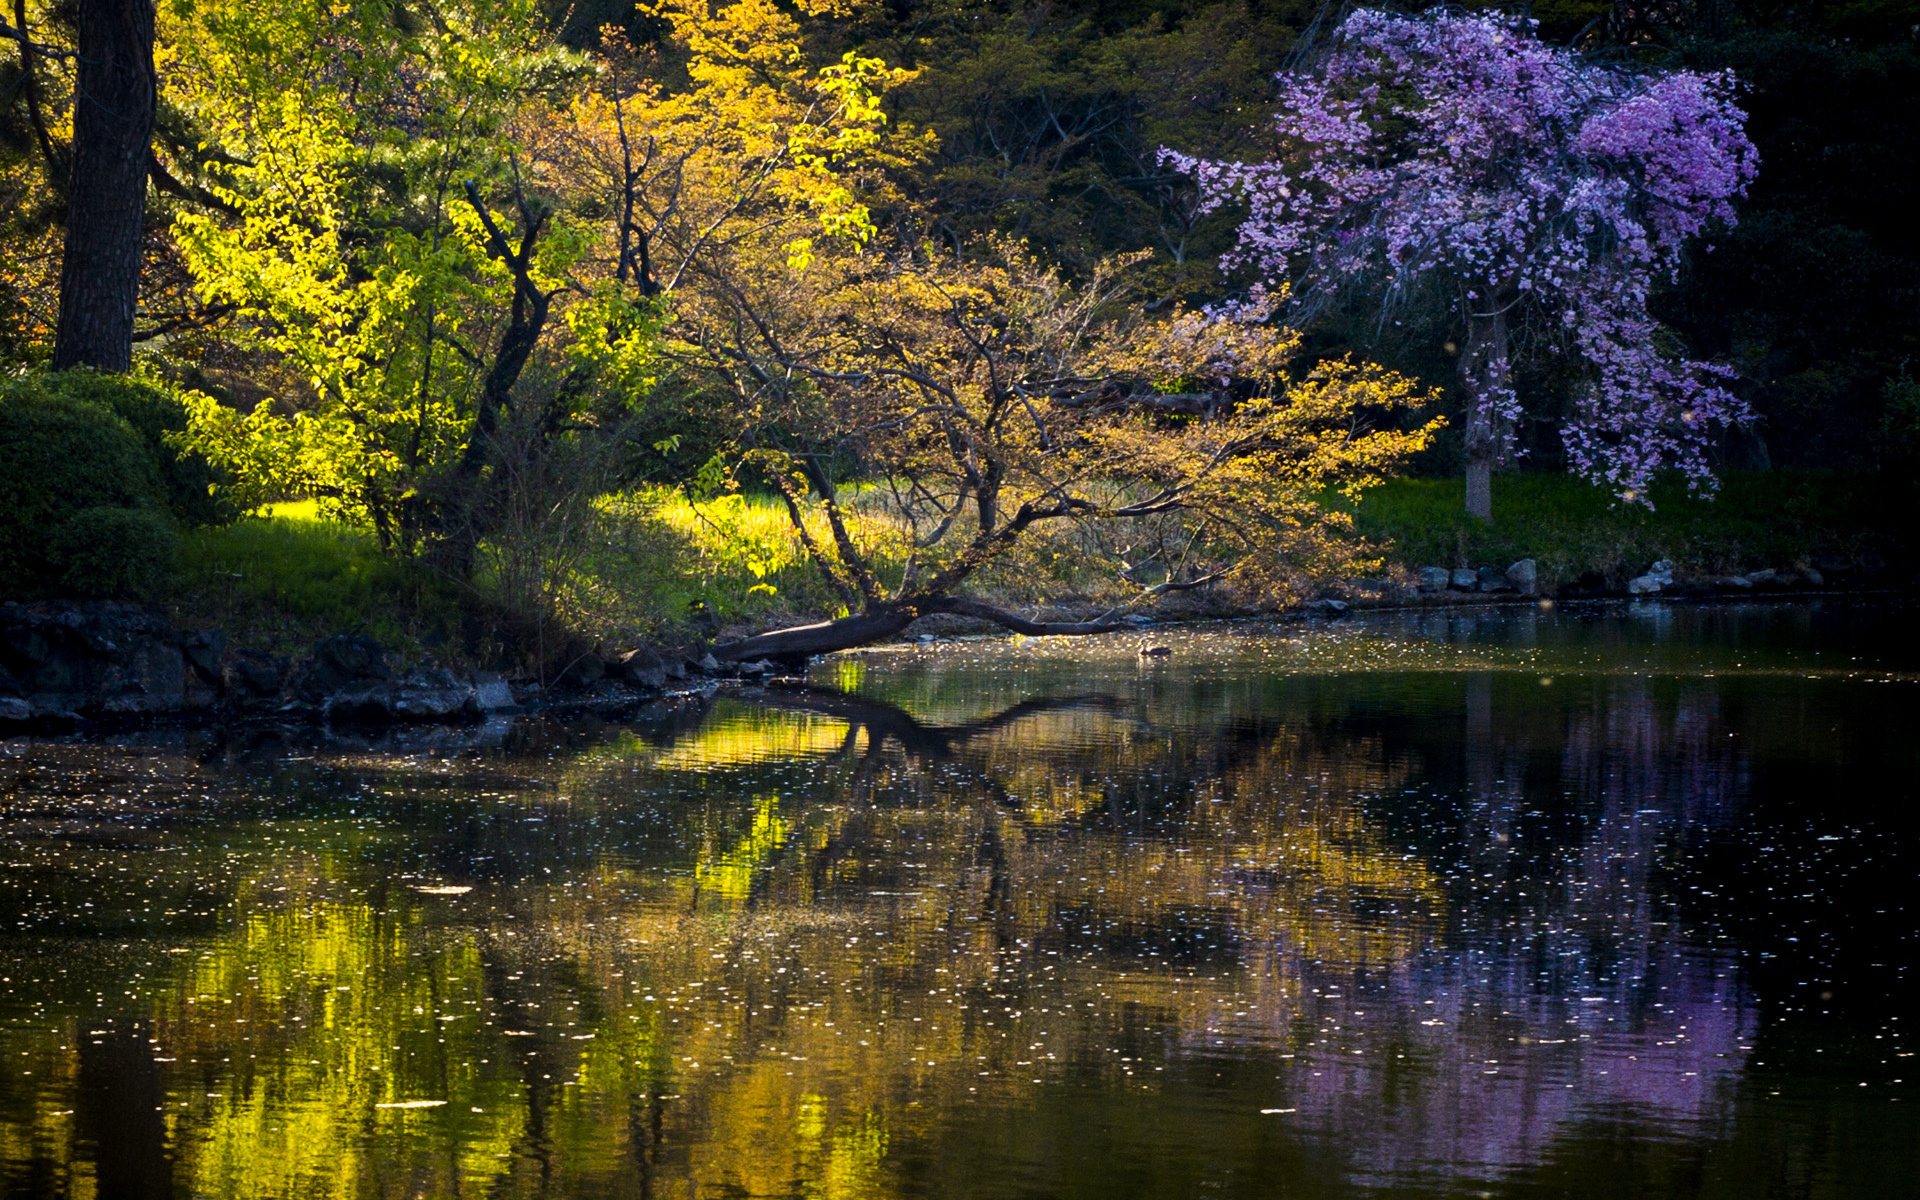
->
[376,1100,448,1109]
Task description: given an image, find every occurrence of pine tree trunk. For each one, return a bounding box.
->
[51,0,156,372]
[1459,304,1509,524]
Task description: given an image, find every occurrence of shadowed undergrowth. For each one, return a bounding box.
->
[1350,472,1914,587]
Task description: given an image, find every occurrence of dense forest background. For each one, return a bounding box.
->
[582,0,1919,478]
[6,0,1915,472]
[2,0,1916,664]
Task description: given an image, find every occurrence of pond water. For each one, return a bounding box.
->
[2,600,1916,1199]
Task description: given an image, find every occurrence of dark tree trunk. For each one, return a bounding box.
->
[52,0,156,372]
[713,597,1130,664]
[1464,430,1493,523]
[714,608,920,663]
[436,179,555,578]
[1458,303,1510,524]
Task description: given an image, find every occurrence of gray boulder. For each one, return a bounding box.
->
[0,601,213,717]
[1449,568,1478,590]
[390,687,470,719]
[293,634,391,701]
[1417,567,1452,593]
[1476,566,1513,593]
[0,696,29,725]
[224,649,290,699]
[1627,574,1664,595]
[324,684,394,721]
[1504,559,1539,596]
[469,673,518,714]
[614,647,668,690]
[388,667,472,720]
[183,630,226,684]
[556,650,607,688]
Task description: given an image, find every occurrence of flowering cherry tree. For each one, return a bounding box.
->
[1162,8,1758,518]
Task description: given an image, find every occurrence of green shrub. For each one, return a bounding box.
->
[0,371,239,598]
[0,384,163,595]
[19,371,232,527]
[45,506,179,597]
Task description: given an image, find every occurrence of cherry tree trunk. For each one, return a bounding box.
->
[51,0,156,372]
[1459,306,1509,524]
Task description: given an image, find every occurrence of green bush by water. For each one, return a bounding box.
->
[46,507,180,598]
[1,383,164,596]
[40,371,232,528]
[0,371,235,598]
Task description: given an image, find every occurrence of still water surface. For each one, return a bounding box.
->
[1,601,1916,1198]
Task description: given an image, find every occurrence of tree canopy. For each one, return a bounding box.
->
[1163,9,1758,518]
[3,0,1915,641]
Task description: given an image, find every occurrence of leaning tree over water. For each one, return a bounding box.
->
[1163,8,1759,520]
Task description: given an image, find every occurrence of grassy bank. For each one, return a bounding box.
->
[171,501,465,658]
[170,492,906,662]
[1350,472,1915,587]
[162,472,1914,669]
[167,486,1141,662]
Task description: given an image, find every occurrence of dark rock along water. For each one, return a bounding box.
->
[1,600,1915,1198]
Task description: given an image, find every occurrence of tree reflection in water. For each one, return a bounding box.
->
[1,606,1915,1198]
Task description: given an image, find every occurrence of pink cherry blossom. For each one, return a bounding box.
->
[1162,8,1758,505]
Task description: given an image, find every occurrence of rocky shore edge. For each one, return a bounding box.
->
[1394,552,1895,601]
[3,561,1907,731]
[0,601,743,733]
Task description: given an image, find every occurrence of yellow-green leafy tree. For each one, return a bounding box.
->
[162,0,658,577]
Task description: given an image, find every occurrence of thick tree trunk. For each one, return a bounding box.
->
[1464,450,1493,523]
[714,597,1131,664]
[52,0,156,372]
[1458,303,1509,524]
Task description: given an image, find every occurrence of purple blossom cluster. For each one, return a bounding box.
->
[1161,8,1759,502]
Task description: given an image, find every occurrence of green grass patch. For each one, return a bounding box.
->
[174,503,462,658]
[1351,471,1913,585]
[166,471,1912,664]
[571,489,898,641]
